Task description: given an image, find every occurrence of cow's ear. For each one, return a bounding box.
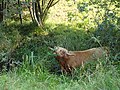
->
[54,46,59,50]
[66,52,75,56]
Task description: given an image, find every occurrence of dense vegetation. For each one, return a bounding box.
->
[0,0,120,90]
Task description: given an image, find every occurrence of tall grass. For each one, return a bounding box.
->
[0,59,120,90]
[0,21,120,90]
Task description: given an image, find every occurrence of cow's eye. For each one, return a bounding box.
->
[60,50,62,52]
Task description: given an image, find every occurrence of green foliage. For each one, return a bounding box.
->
[74,0,120,60]
[0,23,21,62]
[2,0,60,27]
[0,60,120,90]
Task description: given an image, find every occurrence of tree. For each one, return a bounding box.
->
[0,0,4,22]
[31,0,60,27]
[0,0,60,27]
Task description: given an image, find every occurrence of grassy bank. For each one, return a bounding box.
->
[0,23,120,90]
[0,62,120,90]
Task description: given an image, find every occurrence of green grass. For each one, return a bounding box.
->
[0,22,120,90]
[0,62,120,90]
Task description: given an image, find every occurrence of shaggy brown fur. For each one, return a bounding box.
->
[53,47,109,73]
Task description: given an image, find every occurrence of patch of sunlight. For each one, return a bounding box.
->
[34,30,49,36]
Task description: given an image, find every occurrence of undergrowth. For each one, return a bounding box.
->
[0,22,120,90]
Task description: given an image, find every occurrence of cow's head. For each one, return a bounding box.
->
[53,46,75,58]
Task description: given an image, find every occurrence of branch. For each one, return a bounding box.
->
[46,0,54,9]
[36,0,43,15]
[51,0,60,7]
[43,0,53,16]
[18,0,22,24]
[42,0,45,10]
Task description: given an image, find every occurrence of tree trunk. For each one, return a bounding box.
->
[30,0,60,28]
[0,1,4,22]
[32,1,43,27]
[28,2,35,23]
[18,0,22,24]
